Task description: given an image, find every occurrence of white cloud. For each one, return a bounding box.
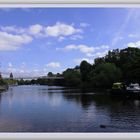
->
[86,53,94,57]
[46,62,61,68]
[127,40,140,48]
[45,22,82,37]
[78,45,94,53]
[1,26,25,34]
[95,50,108,57]
[86,49,109,58]
[0,22,84,52]
[100,45,109,49]
[29,24,43,35]
[64,44,95,54]
[62,44,109,57]
[1,22,83,43]
[1,25,43,35]
[64,44,78,50]
[0,31,32,51]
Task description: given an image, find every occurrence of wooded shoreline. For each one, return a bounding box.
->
[16,47,140,90]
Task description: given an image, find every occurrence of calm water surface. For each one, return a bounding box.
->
[0,85,140,132]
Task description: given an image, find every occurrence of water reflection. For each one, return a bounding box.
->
[60,88,140,132]
[0,85,140,132]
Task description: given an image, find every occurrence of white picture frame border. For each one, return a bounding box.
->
[0,1,140,140]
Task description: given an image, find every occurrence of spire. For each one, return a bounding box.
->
[10,72,13,80]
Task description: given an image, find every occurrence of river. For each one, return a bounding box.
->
[0,85,140,132]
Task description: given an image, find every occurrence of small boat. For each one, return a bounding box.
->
[110,82,140,99]
[126,83,140,93]
[110,82,127,96]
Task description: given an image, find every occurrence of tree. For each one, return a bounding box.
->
[89,63,122,88]
[80,60,92,81]
[126,56,140,83]
[63,68,82,87]
[94,57,105,66]
[94,47,140,84]
[56,73,61,77]
[47,72,53,77]
[105,49,120,66]
[119,47,140,82]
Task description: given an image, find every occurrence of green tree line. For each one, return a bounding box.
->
[62,47,140,88]
[17,47,140,89]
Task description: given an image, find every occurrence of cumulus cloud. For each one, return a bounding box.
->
[0,31,33,51]
[1,22,83,51]
[46,62,61,68]
[100,45,109,49]
[45,22,82,37]
[1,24,43,35]
[1,22,83,43]
[64,44,95,54]
[74,50,108,65]
[95,50,108,57]
[29,24,43,35]
[62,44,109,57]
[78,45,95,53]
[127,40,140,48]
[1,26,25,34]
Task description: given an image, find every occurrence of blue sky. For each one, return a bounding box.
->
[0,8,140,77]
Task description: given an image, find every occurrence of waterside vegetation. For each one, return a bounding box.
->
[16,47,140,90]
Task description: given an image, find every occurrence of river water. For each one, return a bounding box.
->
[0,85,140,132]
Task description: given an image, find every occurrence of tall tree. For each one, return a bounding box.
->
[80,60,92,81]
[47,72,53,77]
[63,68,82,87]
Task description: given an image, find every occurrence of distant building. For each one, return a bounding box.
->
[10,73,13,80]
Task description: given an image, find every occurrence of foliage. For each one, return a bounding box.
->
[80,61,92,81]
[0,78,7,85]
[63,68,82,87]
[47,72,53,77]
[4,79,17,85]
[89,63,122,88]
[10,47,140,89]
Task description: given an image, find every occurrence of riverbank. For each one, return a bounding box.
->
[0,85,8,93]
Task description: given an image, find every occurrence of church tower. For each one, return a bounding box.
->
[10,72,13,80]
